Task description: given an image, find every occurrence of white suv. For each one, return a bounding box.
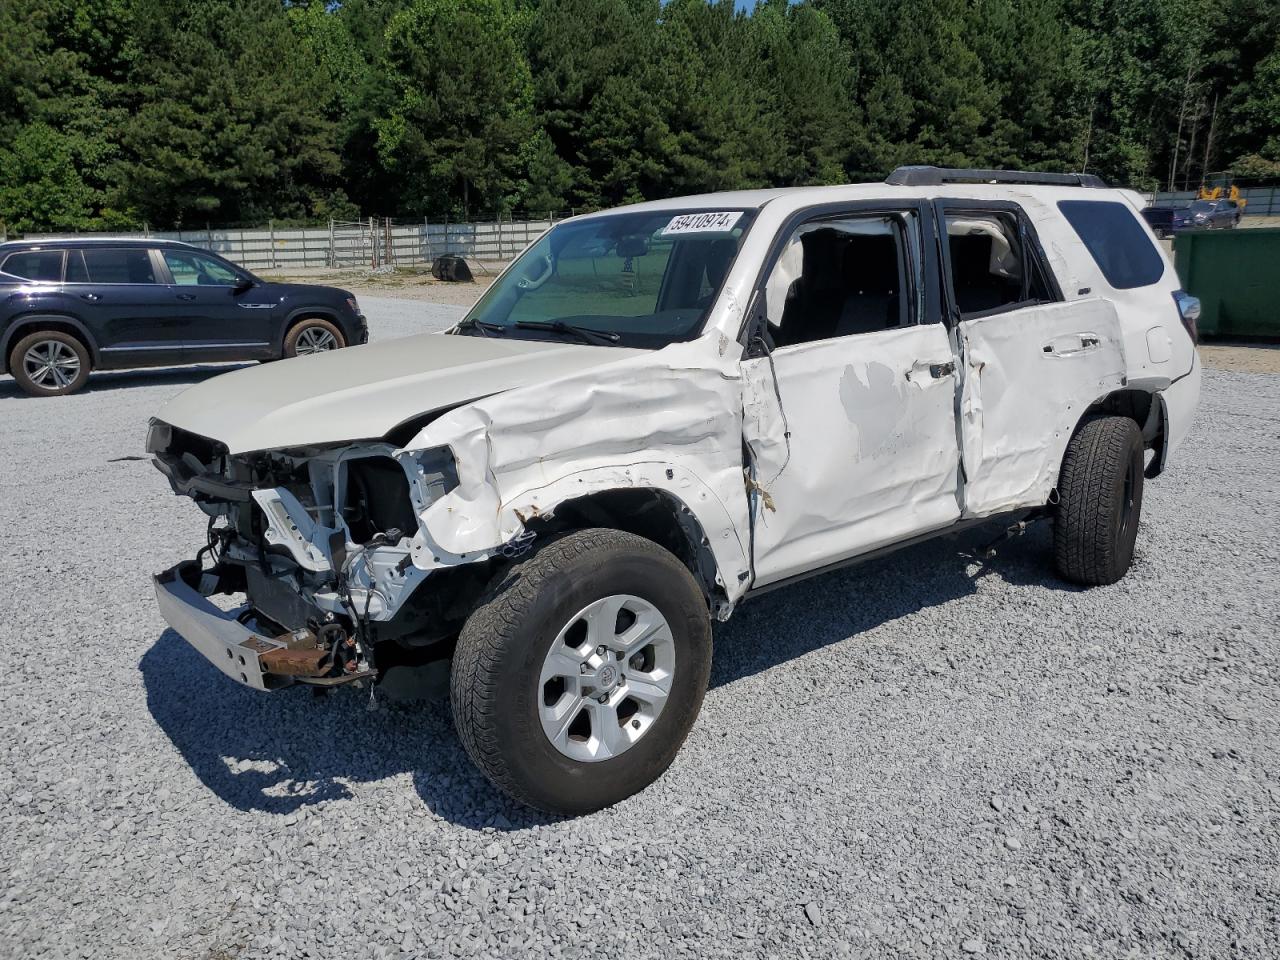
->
[149,167,1201,814]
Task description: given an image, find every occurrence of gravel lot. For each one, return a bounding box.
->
[2,298,1278,960]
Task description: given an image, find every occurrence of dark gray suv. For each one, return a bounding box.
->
[0,238,367,396]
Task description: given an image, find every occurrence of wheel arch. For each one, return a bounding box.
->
[1,314,99,373]
[1074,386,1168,480]
[523,486,730,612]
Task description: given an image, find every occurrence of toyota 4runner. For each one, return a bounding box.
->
[149,167,1201,814]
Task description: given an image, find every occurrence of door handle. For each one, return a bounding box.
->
[929,360,956,379]
[1043,333,1102,356]
[80,293,101,302]
[176,293,197,301]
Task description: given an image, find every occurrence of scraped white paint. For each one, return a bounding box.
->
[957,298,1126,517]
[741,324,961,587]
[405,335,755,601]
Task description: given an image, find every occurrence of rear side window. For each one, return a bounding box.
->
[2,250,64,282]
[78,248,158,284]
[1057,200,1165,290]
[941,209,1054,319]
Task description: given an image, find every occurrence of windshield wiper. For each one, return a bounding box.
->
[513,320,621,345]
[453,317,505,337]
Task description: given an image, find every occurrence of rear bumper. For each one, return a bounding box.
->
[154,562,291,691]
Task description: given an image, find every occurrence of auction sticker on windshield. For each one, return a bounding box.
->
[661,211,743,235]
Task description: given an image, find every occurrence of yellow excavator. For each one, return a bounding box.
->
[1197,183,1248,211]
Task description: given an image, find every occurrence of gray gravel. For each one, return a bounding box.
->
[2,302,1278,959]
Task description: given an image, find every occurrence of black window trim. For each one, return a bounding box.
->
[933,198,1063,326]
[739,198,940,354]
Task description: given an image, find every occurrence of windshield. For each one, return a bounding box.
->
[1189,201,1215,213]
[457,208,756,348]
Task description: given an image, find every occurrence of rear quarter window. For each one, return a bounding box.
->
[1057,200,1165,290]
[2,250,64,282]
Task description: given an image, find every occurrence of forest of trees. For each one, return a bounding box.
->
[2,0,1278,232]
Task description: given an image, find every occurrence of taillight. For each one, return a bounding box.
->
[1172,290,1201,343]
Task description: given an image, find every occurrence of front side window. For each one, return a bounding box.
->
[459,209,755,349]
[763,213,920,347]
[2,250,64,282]
[76,248,158,284]
[943,210,1052,318]
[162,250,240,286]
[1057,200,1165,290]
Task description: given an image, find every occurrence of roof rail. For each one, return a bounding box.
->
[885,165,1107,189]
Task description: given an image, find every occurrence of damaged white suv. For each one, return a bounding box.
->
[150,167,1200,814]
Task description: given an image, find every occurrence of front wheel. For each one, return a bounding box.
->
[450,529,712,815]
[1054,416,1145,586]
[283,318,345,358]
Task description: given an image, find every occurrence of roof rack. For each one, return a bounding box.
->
[885,165,1107,189]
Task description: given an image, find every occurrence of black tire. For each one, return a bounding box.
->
[1054,416,1145,586]
[450,529,712,815]
[9,330,92,397]
[283,318,345,358]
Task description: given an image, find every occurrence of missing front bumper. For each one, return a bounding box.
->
[153,562,370,691]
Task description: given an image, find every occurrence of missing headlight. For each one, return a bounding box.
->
[342,456,418,545]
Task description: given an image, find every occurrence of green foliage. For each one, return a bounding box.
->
[375,0,534,217]
[2,0,1278,231]
[116,0,340,226]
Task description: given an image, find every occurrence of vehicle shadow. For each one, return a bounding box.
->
[0,363,251,399]
[141,520,1073,828]
[140,630,559,831]
[708,520,1065,689]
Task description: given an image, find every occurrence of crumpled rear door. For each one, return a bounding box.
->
[957,297,1126,517]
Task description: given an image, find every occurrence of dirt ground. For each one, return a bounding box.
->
[1197,342,1280,374]
[265,267,1280,373]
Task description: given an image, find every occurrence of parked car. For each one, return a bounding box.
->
[149,166,1201,815]
[1172,198,1243,231]
[0,238,367,397]
[1140,205,1176,238]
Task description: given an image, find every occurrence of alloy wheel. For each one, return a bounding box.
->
[538,594,676,763]
[294,326,338,354]
[22,339,81,390]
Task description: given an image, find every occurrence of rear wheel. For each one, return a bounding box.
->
[1054,416,1145,586]
[283,318,345,358]
[9,330,92,397]
[450,529,712,814]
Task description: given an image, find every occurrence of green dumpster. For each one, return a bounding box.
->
[1173,228,1280,339]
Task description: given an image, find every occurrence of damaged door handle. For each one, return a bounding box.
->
[929,361,956,379]
[1043,333,1102,357]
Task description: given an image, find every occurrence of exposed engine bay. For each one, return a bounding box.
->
[148,421,493,696]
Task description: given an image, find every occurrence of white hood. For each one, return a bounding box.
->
[156,332,645,453]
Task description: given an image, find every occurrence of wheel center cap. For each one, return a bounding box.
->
[596,664,618,689]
